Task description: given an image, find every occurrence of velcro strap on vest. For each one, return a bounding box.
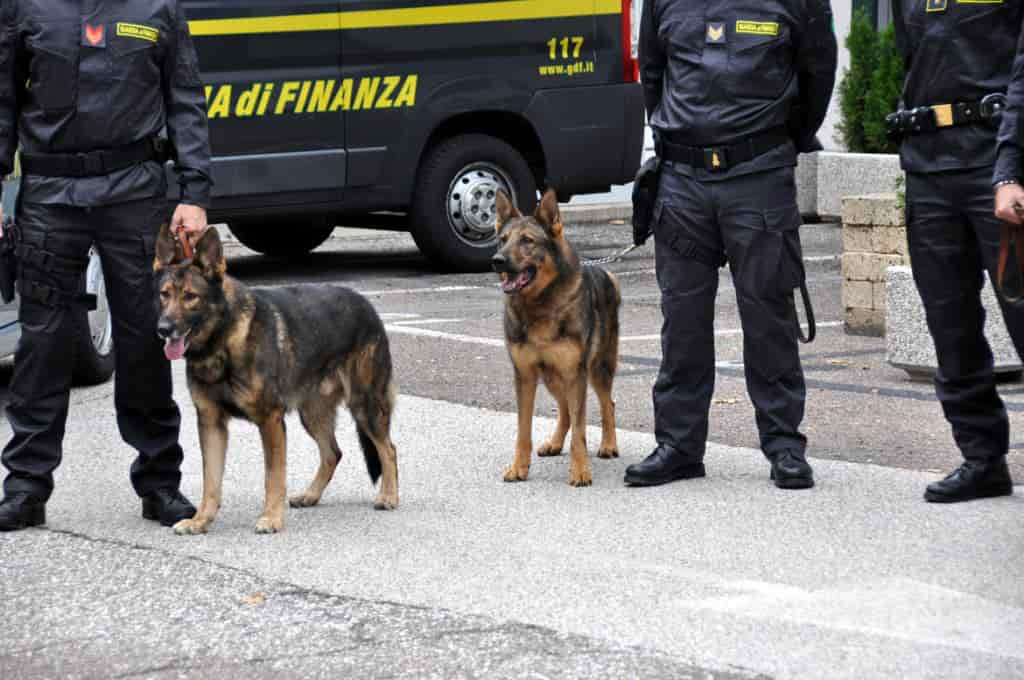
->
[17,280,97,310]
[16,244,88,275]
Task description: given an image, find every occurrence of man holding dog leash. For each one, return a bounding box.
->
[886,0,1022,502]
[625,0,837,489]
[0,0,212,530]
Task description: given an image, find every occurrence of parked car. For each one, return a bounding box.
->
[183,0,645,271]
[0,178,115,385]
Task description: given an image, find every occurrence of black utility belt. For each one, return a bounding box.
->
[20,136,170,178]
[886,93,1007,137]
[655,127,790,173]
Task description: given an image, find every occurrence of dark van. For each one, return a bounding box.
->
[183,0,645,271]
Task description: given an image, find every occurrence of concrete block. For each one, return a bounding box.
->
[842,252,906,282]
[842,224,873,253]
[872,281,887,311]
[843,280,874,310]
[819,153,904,221]
[873,227,909,256]
[886,266,1022,378]
[795,152,819,218]
[841,192,905,229]
[846,307,886,337]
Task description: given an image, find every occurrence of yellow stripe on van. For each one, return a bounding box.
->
[189,0,622,36]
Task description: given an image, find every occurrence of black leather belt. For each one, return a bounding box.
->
[886,93,1007,137]
[20,136,169,178]
[656,127,790,173]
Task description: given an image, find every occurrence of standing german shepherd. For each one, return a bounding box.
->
[153,226,398,535]
[492,189,621,487]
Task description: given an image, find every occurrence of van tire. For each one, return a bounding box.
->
[71,250,115,386]
[229,220,335,258]
[412,134,537,272]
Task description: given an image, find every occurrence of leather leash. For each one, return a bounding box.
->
[997,206,1024,304]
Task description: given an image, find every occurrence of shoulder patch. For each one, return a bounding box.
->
[735,20,779,36]
[117,22,160,43]
[926,0,949,11]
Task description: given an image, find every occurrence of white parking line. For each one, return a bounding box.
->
[385,320,845,347]
[389,318,466,327]
[358,285,482,297]
[384,324,506,347]
[620,320,843,342]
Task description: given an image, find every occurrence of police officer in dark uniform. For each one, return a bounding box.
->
[0,0,212,529]
[889,0,1021,502]
[624,0,837,488]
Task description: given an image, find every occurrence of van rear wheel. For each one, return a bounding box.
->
[412,134,537,272]
[228,219,335,258]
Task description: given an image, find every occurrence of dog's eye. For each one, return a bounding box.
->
[520,235,533,245]
[159,290,171,300]
[183,292,200,303]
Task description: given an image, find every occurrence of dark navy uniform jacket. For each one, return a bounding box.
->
[639,0,837,180]
[0,0,211,207]
[892,0,1023,181]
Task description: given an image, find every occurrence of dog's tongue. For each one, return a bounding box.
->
[164,337,187,361]
[501,270,531,293]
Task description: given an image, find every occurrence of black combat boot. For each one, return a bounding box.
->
[0,493,46,531]
[142,488,196,526]
[769,450,815,489]
[624,444,705,487]
[924,458,1014,503]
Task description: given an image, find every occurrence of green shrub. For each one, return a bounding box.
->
[835,12,905,153]
[836,9,878,152]
[862,23,904,154]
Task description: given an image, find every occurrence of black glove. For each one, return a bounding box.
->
[632,157,662,247]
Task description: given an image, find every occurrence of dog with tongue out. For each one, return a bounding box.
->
[491,189,623,489]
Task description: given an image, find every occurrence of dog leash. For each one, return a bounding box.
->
[579,242,644,266]
[173,226,195,260]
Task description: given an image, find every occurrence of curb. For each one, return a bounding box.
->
[561,202,632,224]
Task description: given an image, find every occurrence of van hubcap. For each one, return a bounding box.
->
[85,249,113,357]
[447,163,513,246]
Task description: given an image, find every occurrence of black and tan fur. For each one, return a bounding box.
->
[153,226,398,534]
[492,189,621,487]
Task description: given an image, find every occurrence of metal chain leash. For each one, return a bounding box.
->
[579,242,644,266]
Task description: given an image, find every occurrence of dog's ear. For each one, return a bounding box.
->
[153,223,182,272]
[494,189,521,234]
[193,227,226,280]
[533,189,563,239]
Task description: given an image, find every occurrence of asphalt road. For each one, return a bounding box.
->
[1,219,1022,680]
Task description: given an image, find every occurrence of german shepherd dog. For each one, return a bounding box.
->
[491,189,621,487]
[152,226,399,534]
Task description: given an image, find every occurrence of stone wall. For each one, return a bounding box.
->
[841,193,909,336]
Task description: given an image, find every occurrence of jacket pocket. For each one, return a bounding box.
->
[108,28,161,87]
[27,20,79,113]
[766,204,806,296]
[726,22,792,99]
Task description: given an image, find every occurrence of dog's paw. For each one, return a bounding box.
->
[373,492,398,511]
[537,442,563,457]
[173,518,208,535]
[503,466,530,482]
[289,493,320,508]
[254,516,283,534]
[569,467,593,487]
[597,446,620,459]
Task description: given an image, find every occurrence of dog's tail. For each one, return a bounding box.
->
[357,426,383,485]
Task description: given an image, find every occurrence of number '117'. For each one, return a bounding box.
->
[548,36,584,59]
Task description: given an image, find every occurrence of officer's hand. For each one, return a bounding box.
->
[995,182,1024,226]
[170,203,208,246]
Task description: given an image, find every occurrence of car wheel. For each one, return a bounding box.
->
[228,219,335,258]
[71,248,115,386]
[411,134,537,272]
